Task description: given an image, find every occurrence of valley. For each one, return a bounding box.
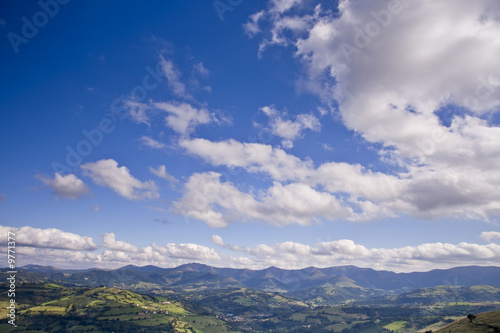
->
[1,264,499,332]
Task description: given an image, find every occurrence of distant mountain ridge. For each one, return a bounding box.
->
[18,264,500,293]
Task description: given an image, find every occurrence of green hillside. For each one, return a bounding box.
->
[435,310,500,333]
[288,281,387,306]
[397,285,500,304]
[0,283,234,332]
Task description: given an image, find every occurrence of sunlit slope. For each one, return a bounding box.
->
[0,283,234,332]
[435,310,500,333]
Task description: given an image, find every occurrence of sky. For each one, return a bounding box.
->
[1,0,500,273]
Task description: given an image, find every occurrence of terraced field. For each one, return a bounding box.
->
[0,283,234,332]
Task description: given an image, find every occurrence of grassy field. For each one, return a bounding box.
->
[323,320,367,332]
[384,320,407,332]
[0,283,236,332]
[435,310,500,333]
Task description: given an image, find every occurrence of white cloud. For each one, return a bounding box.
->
[260,105,321,143]
[179,138,313,182]
[211,235,500,272]
[269,0,303,14]
[98,243,228,267]
[242,0,500,221]
[139,136,165,149]
[180,135,500,223]
[127,100,150,125]
[322,143,333,151]
[173,171,355,228]
[243,10,265,37]
[5,225,499,272]
[281,139,294,149]
[152,242,221,261]
[149,165,178,183]
[210,235,225,246]
[81,159,159,200]
[179,138,401,225]
[154,101,212,135]
[294,1,500,162]
[124,99,220,137]
[0,225,97,251]
[245,0,317,56]
[193,62,209,78]
[317,106,328,116]
[102,233,138,252]
[0,193,6,201]
[159,55,189,98]
[8,247,100,268]
[480,231,500,243]
[37,173,91,200]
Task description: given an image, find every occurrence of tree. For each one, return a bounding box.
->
[467,314,477,322]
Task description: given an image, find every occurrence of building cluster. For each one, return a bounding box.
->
[218,313,244,321]
[135,302,169,316]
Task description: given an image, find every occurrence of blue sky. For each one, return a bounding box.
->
[1,0,500,272]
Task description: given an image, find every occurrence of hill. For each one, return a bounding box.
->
[0,280,499,332]
[0,283,233,332]
[288,281,388,306]
[396,285,500,304]
[435,310,500,332]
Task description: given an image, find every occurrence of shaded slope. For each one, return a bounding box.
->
[435,310,500,332]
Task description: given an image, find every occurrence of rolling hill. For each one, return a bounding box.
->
[0,283,233,332]
[435,310,500,332]
[396,285,500,304]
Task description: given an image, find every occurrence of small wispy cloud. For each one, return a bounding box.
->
[154,101,213,136]
[193,62,209,78]
[36,173,91,200]
[127,100,151,126]
[139,136,165,149]
[159,55,190,99]
[258,105,321,148]
[149,165,178,183]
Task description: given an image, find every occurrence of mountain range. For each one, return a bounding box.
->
[17,263,500,294]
